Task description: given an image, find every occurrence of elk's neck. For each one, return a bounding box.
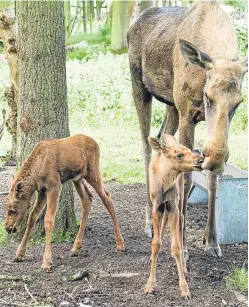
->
[162,167,181,191]
[15,164,36,197]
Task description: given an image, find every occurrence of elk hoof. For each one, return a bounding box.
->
[144,226,153,238]
[14,255,24,262]
[204,245,222,258]
[180,282,191,299]
[70,249,81,257]
[144,282,156,294]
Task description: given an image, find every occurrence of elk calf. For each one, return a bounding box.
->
[144,134,203,298]
[5,134,125,271]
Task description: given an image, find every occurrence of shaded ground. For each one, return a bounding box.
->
[0,167,247,307]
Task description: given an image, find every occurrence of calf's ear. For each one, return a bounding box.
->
[15,181,23,198]
[162,134,177,147]
[148,137,163,152]
[179,39,213,70]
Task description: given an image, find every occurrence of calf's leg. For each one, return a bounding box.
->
[144,207,163,294]
[42,185,61,271]
[88,178,125,251]
[14,191,47,262]
[168,209,190,299]
[71,179,93,256]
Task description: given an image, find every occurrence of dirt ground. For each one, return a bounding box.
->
[0,167,247,307]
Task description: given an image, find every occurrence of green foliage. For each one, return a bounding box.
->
[226,264,248,294]
[66,44,110,61]
[66,31,111,46]
[235,23,248,56]
[224,0,248,11]
[99,20,112,36]
[0,222,9,246]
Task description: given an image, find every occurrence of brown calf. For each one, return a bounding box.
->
[5,134,125,271]
[144,134,203,298]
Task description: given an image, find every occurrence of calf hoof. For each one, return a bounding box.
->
[144,226,153,238]
[42,264,52,272]
[70,250,80,257]
[204,245,222,258]
[116,240,125,252]
[180,282,191,299]
[144,280,156,294]
[14,255,24,262]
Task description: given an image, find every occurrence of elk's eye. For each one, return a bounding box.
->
[8,210,16,216]
[177,154,183,159]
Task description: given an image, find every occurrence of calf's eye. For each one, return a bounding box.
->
[177,154,183,159]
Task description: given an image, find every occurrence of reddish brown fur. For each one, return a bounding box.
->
[5,134,125,271]
[144,134,203,298]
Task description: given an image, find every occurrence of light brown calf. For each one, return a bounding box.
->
[5,134,125,271]
[144,134,203,298]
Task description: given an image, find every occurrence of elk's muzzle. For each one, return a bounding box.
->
[201,142,228,174]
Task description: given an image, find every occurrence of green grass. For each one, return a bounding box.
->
[226,264,248,294]
[67,31,111,46]
[0,222,9,246]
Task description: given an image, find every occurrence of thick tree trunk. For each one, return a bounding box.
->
[111,0,137,51]
[139,0,153,14]
[16,1,77,239]
[0,10,18,159]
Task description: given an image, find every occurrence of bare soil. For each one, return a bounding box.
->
[0,167,247,307]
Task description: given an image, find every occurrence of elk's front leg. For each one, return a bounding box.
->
[203,171,221,257]
[144,205,163,294]
[15,191,47,262]
[42,185,61,271]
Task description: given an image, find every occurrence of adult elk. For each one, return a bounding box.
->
[5,134,125,271]
[128,2,247,260]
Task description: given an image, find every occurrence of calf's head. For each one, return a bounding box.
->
[180,39,247,174]
[148,134,204,172]
[5,180,27,234]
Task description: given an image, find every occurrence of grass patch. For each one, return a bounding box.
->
[226,264,248,294]
[67,32,111,46]
[0,222,9,246]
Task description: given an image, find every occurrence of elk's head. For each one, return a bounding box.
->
[5,180,27,234]
[148,134,204,172]
[180,39,247,174]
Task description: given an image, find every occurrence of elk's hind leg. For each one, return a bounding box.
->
[88,177,125,251]
[15,190,47,262]
[168,209,190,299]
[71,179,93,256]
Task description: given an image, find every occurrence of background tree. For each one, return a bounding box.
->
[139,0,154,14]
[16,0,77,239]
[111,0,137,52]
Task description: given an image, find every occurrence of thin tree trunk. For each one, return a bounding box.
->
[111,0,137,51]
[65,1,71,40]
[139,0,154,14]
[0,10,18,159]
[16,1,77,239]
[82,0,87,33]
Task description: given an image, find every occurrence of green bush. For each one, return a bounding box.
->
[66,44,110,61]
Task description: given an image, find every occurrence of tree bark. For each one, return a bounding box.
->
[111,0,137,52]
[139,0,154,14]
[16,1,77,239]
[0,9,18,159]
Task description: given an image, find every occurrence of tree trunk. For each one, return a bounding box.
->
[139,0,154,14]
[16,1,77,239]
[0,10,18,159]
[65,1,71,41]
[111,0,137,52]
[82,0,87,33]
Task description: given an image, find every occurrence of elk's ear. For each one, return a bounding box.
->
[179,39,213,70]
[162,134,177,147]
[148,137,164,152]
[241,56,248,75]
[15,181,23,198]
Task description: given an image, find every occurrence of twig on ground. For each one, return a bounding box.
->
[0,275,33,282]
[64,285,80,299]
[0,191,8,195]
[24,283,37,303]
